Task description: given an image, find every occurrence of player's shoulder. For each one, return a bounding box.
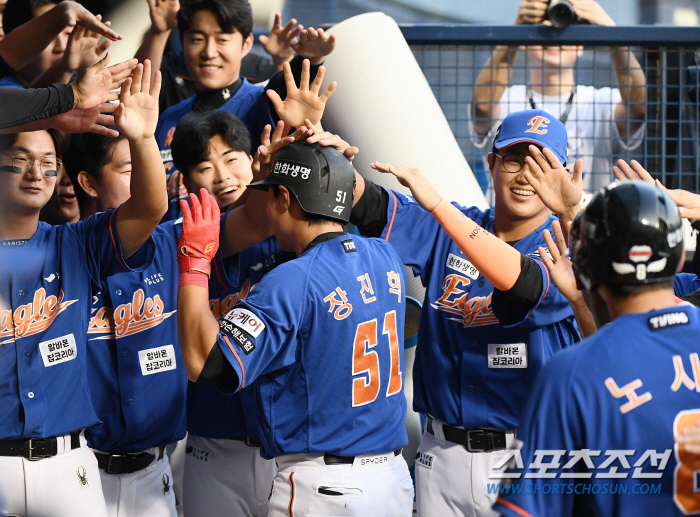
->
[153,219,181,245]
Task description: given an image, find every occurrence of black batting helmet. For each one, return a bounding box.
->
[573,181,684,291]
[249,142,354,224]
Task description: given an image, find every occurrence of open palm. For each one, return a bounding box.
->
[524,146,583,216]
[115,60,161,140]
[266,59,336,127]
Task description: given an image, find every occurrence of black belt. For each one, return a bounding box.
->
[96,446,165,475]
[324,449,402,465]
[0,430,81,460]
[230,436,261,447]
[427,417,508,452]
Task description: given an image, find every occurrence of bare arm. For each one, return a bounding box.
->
[114,61,168,258]
[0,1,120,71]
[178,284,220,380]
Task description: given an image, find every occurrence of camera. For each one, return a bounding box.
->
[546,0,577,28]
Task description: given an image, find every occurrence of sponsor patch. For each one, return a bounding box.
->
[223,308,266,337]
[342,239,356,253]
[138,344,177,375]
[39,333,77,367]
[160,149,172,163]
[648,311,689,330]
[271,159,311,181]
[446,253,479,280]
[220,319,256,355]
[488,343,528,369]
[416,451,434,469]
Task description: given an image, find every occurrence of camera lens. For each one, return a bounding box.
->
[547,0,576,28]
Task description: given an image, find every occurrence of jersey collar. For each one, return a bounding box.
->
[303,231,347,254]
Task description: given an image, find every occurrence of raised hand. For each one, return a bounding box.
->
[63,17,112,72]
[72,54,138,109]
[60,1,121,41]
[50,102,118,137]
[657,184,700,220]
[147,0,180,34]
[291,27,336,63]
[612,158,655,184]
[538,220,579,302]
[259,13,303,69]
[371,162,442,212]
[266,59,336,128]
[114,60,162,141]
[524,145,583,218]
[571,0,615,26]
[305,123,359,162]
[178,188,221,287]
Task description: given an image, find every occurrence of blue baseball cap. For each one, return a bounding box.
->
[493,109,568,165]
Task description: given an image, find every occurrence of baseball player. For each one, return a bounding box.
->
[0,61,166,517]
[176,142,414,517]
[170,111,295,517]
[493,180,700,516]
[347,109,582,516]
[155,0,336,221]
[63,111,299,515]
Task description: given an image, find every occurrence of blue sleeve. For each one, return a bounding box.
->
[674,273,700,298]
[492,354,581,517]
[505,256,575,328]
[68,207,152,284]
[216,264,305,391]
[380,188,442,283]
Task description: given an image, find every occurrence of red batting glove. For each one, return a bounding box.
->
[178,188,221,288]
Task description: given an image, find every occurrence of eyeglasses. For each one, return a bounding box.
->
[493,152,527,173]
[0,151,61,177]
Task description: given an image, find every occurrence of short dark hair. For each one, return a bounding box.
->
[62,128,124,210]
[4,0,57,35]
[0,128,70,158]
[177,0,253,40]
[271,184,336,227]
[171,111,251,180]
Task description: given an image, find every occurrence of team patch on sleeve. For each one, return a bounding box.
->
[648,311,689,330]
[223,308,266,337]
[219,319,256,355]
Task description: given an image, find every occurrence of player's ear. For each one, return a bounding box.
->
[241,33,254,57]
[277,185,292,213]
[487,153,495,176]
[181,171,192,195]
[77,171,99,199]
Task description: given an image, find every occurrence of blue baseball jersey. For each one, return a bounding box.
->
[217,234,409,459]
[376,189,580,430]
[0,75,24,88]
[187,227,294,440]
[0,209,134,439]
[85,220,187,453]
[494,304,700,517]
[673,273,700,298]
[155,79,273,222]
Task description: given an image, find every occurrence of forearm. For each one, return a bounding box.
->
[557,205,580,244]
[0,3,71,70]
[221,189,273,257]
[570,294,598,338]
[0,83,75,130]
[134,29,171,74]
[612,47,646,123]
[431,199,522,291]
[118,136,168,257]
[472,46,517,135]
[177,284,221,381]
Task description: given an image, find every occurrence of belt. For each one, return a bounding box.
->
[96,446,165,475]
[427,417,508,452]
[324,449,402,465]
[230,436,261,447]
[0,430,81,460]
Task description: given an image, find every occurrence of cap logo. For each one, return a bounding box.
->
[525,116,550,135]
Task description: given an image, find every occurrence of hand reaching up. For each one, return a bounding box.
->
[72,54,138,109]
[291,27,336,64]
[266,59,336,128]
[371,162,442,212]
[260,13,303,70]
[523,145,583,220]
[114,60,162,141]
